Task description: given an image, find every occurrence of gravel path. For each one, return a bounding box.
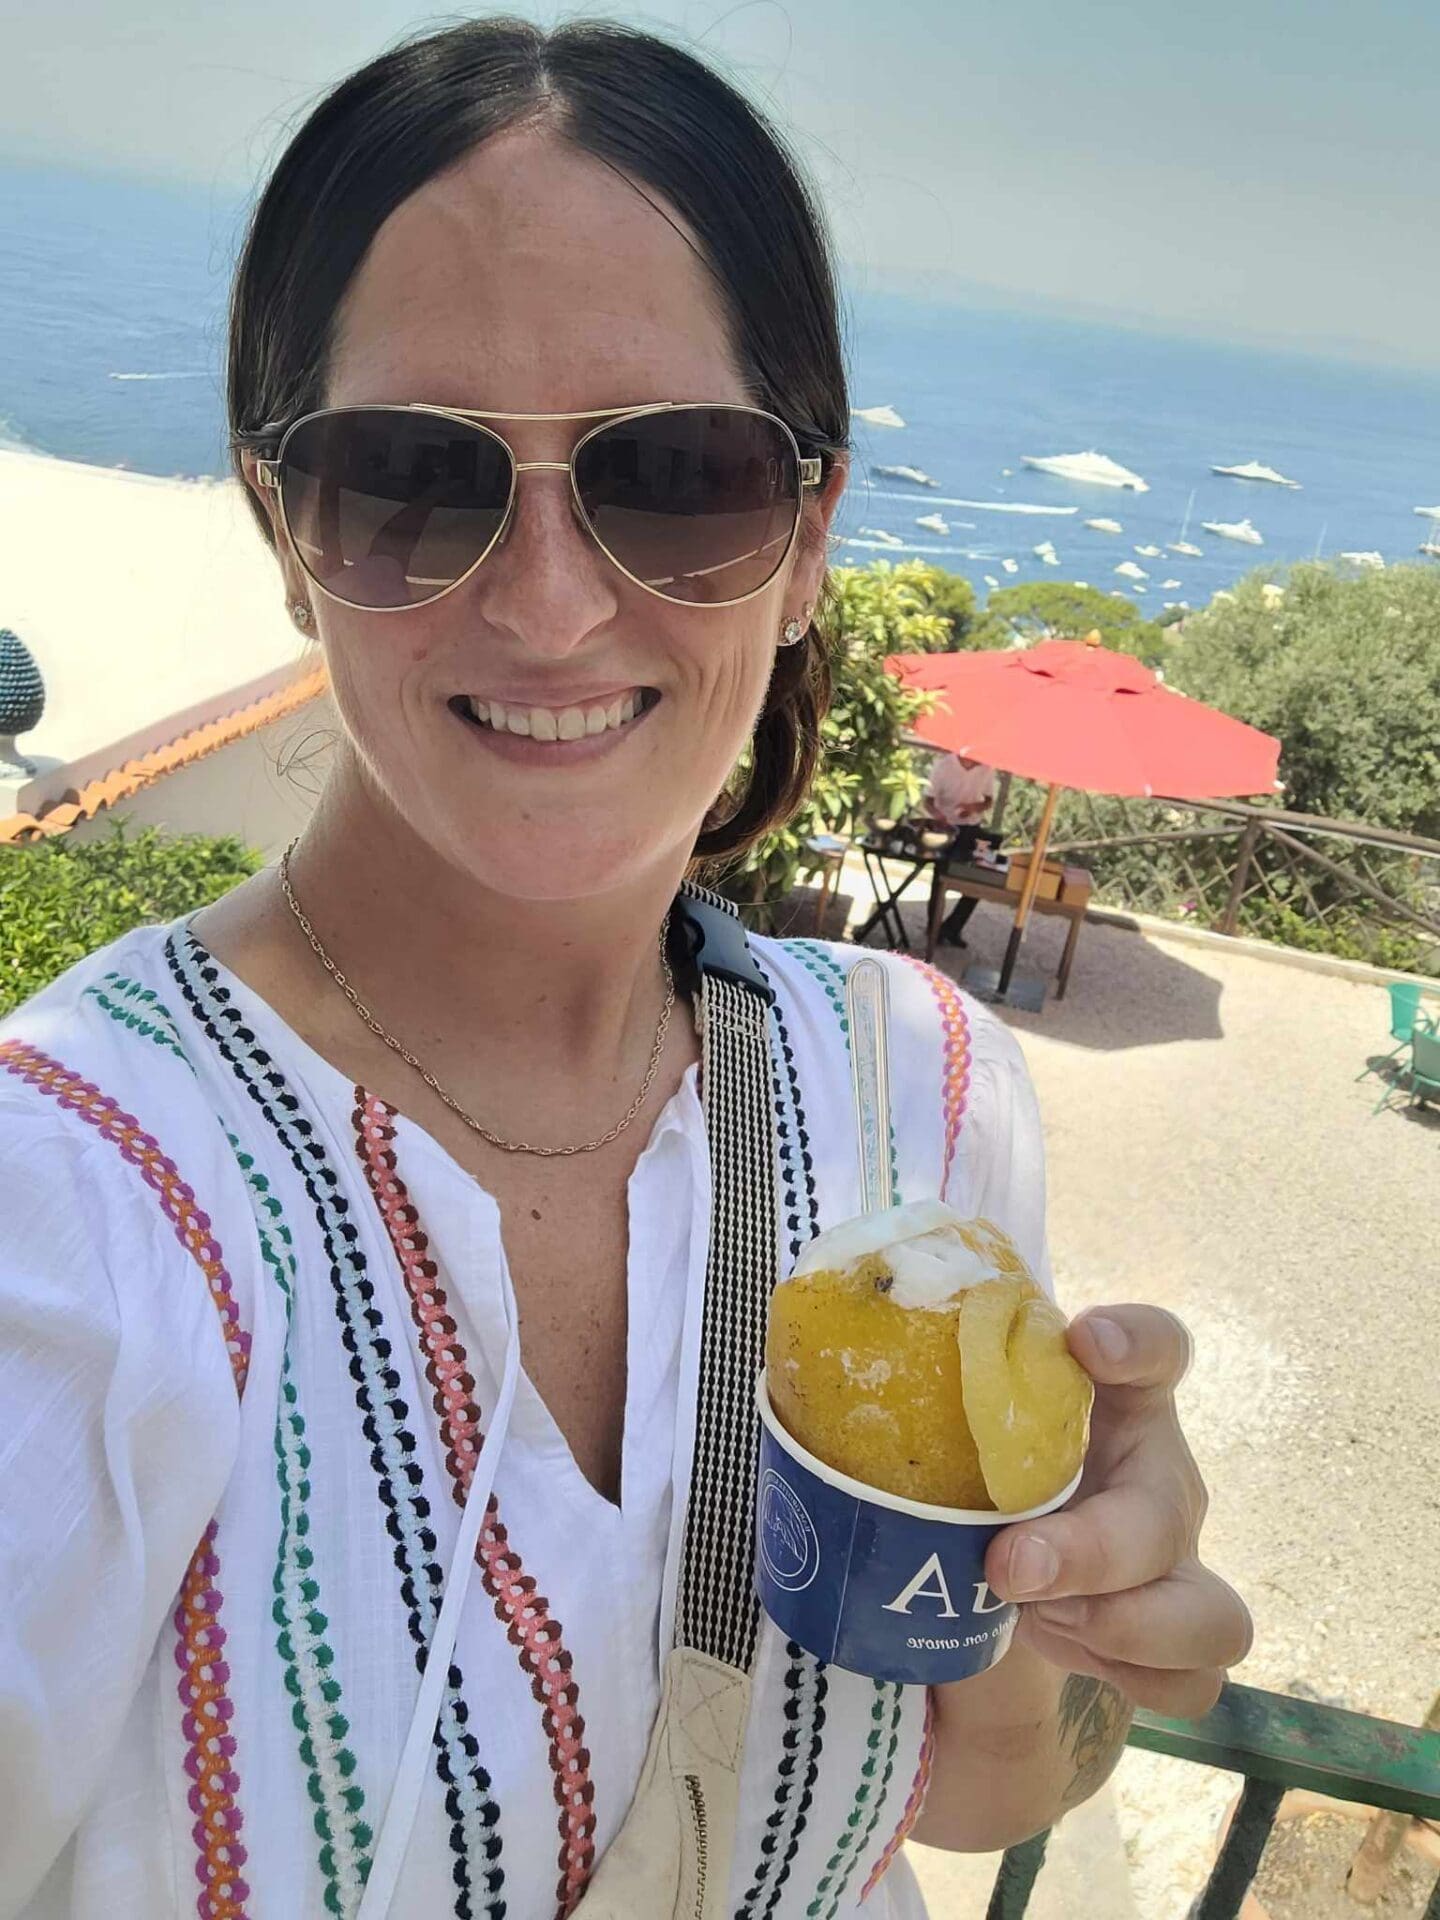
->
[804,883,1440,1916]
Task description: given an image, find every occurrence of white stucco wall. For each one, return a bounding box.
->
[66,697,337,863]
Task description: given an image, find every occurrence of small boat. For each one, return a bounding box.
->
[1167,490,1203,558]
[1202,517,1264,546]
[857,526,906,548]
[1212,460,1301,488]
[1115,560,1149,580]
[1033,540,1060,566]
[852,404,906,428]
[1420,538,1440,559]
[1000,468,1013,477]
[1020,450,1149,491]
[873,463,938,488]
[1084,517,1124,534]
[983,575,1000,588]
[916,513,950,535]
[1134,544,1162,557]
[1001,558,1019,574]
[1339,551,1385,570]
[1160,578,1182,590]
[1413,505,1440,521]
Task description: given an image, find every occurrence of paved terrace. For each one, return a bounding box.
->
[782,877,1439,1916]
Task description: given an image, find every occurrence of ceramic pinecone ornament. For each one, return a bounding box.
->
[0,627,46,777]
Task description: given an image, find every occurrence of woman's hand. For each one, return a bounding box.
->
[983,1304,1252,1719]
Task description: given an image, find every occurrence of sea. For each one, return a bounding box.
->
[3,156,1439,614]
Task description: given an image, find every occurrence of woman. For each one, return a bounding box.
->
[0,20,1251,1918]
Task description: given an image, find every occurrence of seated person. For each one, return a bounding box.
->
[921,753,999,946]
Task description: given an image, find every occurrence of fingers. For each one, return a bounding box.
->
[1027,1561,1254,1672]
[1016,1612,1227,1720]
[988,1480,1196,1602]
[1068,1305,1194,1398]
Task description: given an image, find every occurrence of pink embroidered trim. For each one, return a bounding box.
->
[354,1093,596,1917]
[1,1041,252,1919]
[859,1690,935,1904]
[897,958,973,1198]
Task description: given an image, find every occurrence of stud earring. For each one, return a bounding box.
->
[290,601,313,630]
[778,603,815,647]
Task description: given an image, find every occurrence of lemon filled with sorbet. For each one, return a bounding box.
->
[766,1199,1092,1514]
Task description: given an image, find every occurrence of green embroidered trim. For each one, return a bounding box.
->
[805,1681,905,1919]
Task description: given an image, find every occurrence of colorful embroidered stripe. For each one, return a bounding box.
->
[0,1038,252,1920]
[735,959,829,1920]
[166,936,504,1918]
[897,955,973,1199]
[79,977,375,1914]
[858,1690,934,1903]
[806,1682,905,1920]
[354,1093,597,1917]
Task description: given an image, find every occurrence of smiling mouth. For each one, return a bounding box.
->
[447,688,660,741]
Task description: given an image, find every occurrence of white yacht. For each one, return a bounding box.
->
[1033,540,1060,566]
[856,527,906,548]
[1212,460,1301,488]
[852,404,906,428]
[1202,517,1264,546]
[1084,517,1124,534]
[916,513,950,535]
[1413,505,1440,521]
[1134,544,1162,557]
[1001,557,1019,574]
[873,463,937,488]
[1167,488,1203,557]
[1160,578,1182,590]
[1115,560,1149,580]
[1021,450,1149,491]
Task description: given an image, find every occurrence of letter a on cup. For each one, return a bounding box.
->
[881,1553,961,1619]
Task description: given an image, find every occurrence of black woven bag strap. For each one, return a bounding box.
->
[673,885,780,1672]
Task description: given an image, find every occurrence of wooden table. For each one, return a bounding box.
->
[926,867,1090,997]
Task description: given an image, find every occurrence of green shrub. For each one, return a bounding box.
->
[723,560,947,909]
[0,820,262,1016]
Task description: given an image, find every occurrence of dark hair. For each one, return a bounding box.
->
[228,15,849,864]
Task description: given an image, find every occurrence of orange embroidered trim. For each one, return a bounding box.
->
[859,1691,935,1904]
[354,1093,597,1917]
[897,958,973,1198]
[0,1040,252,1918]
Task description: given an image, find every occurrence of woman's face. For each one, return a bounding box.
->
[249,127,846,903]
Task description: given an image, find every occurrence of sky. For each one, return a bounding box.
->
[2,0,1437,369]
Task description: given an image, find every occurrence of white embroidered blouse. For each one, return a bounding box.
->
[0,919,1053,1920]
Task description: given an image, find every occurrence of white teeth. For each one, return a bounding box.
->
[464,692,651,738]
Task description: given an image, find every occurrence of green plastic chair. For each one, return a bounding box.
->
[1407,1026,1440,1109]
[1357,981,1426,1087]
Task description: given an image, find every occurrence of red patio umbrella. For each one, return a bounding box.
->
[886,633,1281,999]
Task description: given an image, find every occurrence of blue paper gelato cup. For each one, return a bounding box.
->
[755,1370,1083,1685]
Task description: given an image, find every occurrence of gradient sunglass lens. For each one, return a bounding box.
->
[279,409,512,609]
[574,407,802,604]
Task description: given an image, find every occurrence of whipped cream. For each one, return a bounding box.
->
[789,1199,1004,1310]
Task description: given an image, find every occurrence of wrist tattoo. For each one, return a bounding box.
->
[1056,1674,1132,1808]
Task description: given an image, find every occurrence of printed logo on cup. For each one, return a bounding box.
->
[755,1371,1080,1686]
[757,1467,822,1592]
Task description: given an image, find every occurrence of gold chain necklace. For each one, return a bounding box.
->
[278,839,676,1158]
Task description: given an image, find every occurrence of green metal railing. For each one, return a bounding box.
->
[985,1682,1440,1918]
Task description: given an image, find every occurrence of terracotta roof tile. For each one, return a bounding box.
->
[0,663,329,846]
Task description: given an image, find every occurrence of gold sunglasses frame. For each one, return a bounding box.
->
[252,399,824,613]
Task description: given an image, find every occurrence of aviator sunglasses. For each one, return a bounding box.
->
[243,401,824,613]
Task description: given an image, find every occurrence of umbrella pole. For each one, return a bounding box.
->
[997,783,1061,997]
